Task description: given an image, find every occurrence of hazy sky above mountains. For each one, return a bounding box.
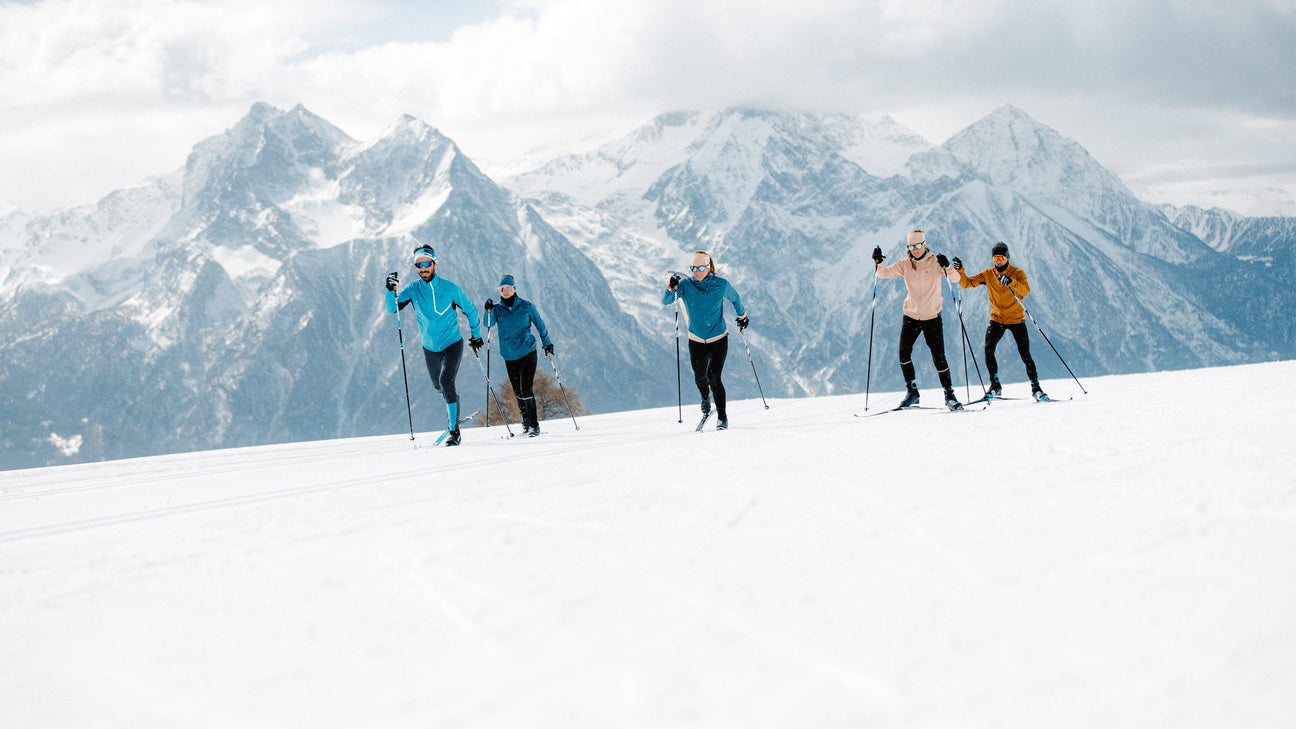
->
[1,0,1293,215]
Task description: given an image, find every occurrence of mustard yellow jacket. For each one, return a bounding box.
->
[958,264,1030,324]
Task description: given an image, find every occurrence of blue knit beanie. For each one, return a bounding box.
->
[499,274,516,288]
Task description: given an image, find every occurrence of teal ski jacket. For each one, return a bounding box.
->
[662,273,746,342]
[387,275,480,353]
[485,296,552,361]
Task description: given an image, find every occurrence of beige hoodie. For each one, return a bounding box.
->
[877,252,959,321]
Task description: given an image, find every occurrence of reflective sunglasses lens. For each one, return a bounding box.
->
[414,260,434,269]
[690,265,708,272]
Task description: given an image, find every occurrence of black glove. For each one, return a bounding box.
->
[937,253,949,268]
[998,275,1012,286]
[385,272,399,291]
[668,273,681,289]
[484,298,494,311]
[543,343,554,356]
[872,246,884,265]
[468,336,484,353]
[736,315,749,332]
[952,257,963,270]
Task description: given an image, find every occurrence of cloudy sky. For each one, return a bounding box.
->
[2,0,1294,215]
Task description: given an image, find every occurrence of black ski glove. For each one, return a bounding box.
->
[936,253,949,268]
[952,257,963,270]
[668,273,681,289]
[484,298,494,311]
[736,315,749,332]
[468,336,484,353]
[543,343,555,356]
[872,246,884,265]
[998,275,1013,286]
[385,272,399,291]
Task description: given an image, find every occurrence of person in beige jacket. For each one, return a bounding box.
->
[872,230,963,410]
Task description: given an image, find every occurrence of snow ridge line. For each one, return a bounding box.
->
[0,428,696,543]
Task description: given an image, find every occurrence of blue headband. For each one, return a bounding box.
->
[499,274,516,288]
[413,245,436,261]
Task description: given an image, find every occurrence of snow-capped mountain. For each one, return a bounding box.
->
[0,104,668,469]
[510,105,1294,400]
[3,103,1292,469]
[1156,202,1296,264]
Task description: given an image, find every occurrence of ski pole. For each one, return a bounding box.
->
[946,275,986,398]
[956,283,969,401]
[864,263,878,411]
[1006,285,1088,395]
[391,273,415,440]
[737,326,769,409]
[673,280,683,423]
[484,317,493,426]
[545,352,581,430]
[471,346,515,437]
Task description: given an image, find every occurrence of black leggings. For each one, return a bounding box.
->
[422,339,463,405]
[689,337,729,419]
[898,315,953,390]
[985,321,1038,382]
[505,350,539,427]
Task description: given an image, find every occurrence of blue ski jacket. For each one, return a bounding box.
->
[662,273,746,342]
[387,274,480,353]
[485,296,552,361]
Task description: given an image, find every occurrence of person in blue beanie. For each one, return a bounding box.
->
[662,250,748,430]
[484,273,553,437]
[385,244,482,446]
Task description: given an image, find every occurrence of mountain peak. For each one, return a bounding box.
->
[943,104,1125,195]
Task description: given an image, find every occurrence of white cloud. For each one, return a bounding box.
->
[1,0,1293,213]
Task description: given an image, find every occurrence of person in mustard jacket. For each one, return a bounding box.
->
[873,230,963,410]
[952,241,1047,401]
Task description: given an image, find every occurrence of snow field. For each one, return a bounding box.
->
[2,361,1294,728]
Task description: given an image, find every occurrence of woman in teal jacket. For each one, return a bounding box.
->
[385,245,481,445]
[484,273,553,437]
[662,251,748,430]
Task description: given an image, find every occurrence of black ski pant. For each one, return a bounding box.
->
[898,315,953,391]
[985,321,1038,383]
[423,338,463,405]
[505,349,539,429]
[688,336,729,420]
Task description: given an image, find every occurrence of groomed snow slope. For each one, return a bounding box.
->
[3,362,1294,728]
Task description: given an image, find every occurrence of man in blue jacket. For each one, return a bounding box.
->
[484,273,553,436]
[662,251,748,430]
[386,245,482,446]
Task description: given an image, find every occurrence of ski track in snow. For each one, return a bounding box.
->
[2,361,1295,728]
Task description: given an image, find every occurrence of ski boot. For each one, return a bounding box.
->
[1031,382,1049,402]
[528,422,541,437]
[716,419,729,430]
[987,374,1002,399]
[445,429,462,446]
[898,382,920,408]
[944,388,964,411]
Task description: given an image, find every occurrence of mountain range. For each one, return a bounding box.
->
[2,103,1292,469]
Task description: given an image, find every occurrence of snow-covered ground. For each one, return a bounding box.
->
[3,361,1294,728]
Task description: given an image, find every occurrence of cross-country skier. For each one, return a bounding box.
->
[662,251,748,430]
[873,230,963,410]
[385,244,482,446]
[952,241,1047,401]
[483,273,553,437]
